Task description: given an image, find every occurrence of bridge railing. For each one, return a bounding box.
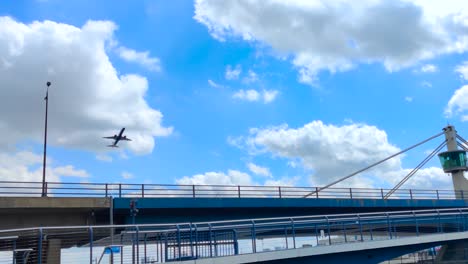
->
[0,208,466,263]
[0,180,464,200]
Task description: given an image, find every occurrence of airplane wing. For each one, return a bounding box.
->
[121,138,132,141]
[103,136,117,139]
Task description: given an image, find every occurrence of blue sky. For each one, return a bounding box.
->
[1,0,468,190]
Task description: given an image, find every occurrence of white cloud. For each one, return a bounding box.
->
[420,64,438,73]
[53,165,89,178]
[445,85,468,120]
[0,151,88,183]
[243,70,258,84]
[263,89,279,103]
[225,64,242,80]
[116,46,161,72]
[176,170,254,185]
[208,79,223,88]
[405,96,413,102]
[264,177,299,187]
[121,171,134,180]
[383,167,451,191]
[0,17,172,155]
[455,61,468,81]
[247,162,272,177]
[233,89,279,103]
[232,121,401,187]
[195,0,468,84]
[233,89,260,101]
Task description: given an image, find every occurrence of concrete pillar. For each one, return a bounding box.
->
[437,126,468,262]
[442,125,468,198]
[46,239,61,264]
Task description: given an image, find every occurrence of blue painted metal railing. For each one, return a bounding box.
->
[0,180,465,200]
[0,208,467,263]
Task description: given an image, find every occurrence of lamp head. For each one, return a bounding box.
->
[46,81,51,87]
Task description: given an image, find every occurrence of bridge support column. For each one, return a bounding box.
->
[45,239,61,264]
[442,125,468,198]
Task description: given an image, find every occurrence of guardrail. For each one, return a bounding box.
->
[0,181,465,200]
[0,208,466,263]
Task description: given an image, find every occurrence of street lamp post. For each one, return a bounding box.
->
[42,81,51,197]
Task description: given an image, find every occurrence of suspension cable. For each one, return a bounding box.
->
[456,134,468,146]
[384,140,447,199]
[457,142,468,151]
[303,131,445,198]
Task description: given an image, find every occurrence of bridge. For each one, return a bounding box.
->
[0,208,467,263]
[1,125,468,263]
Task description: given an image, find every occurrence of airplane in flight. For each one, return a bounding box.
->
[103,128,131,147]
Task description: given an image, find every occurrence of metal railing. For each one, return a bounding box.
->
[0,180,465,200]
[0,208,467,263]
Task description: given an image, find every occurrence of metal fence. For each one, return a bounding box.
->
[0,181,464,200]
[0,208,467,263]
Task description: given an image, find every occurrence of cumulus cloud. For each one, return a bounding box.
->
[381,167,452,192]
[247,162,272,177]
[225,64,242,80]
[0,17,172,155]
[405,96,413,102]
[230,121,403,187]
[445,85,468,120]
[194,0,468,84]
[176,170,254,185]
[455,61,468,81]
[116,46,161,72]
[53,165,89,178]
[0,151,88,182]
[233,89,279,103]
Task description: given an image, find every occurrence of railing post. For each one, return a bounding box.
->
[192,185,196,198]
[209,224,213,257]
[136,226,140,263]
[105,184,108,197]
[176,225,181,260]
[349,188,353,199]
[233,230,239,255]
[436,189,440,200]
[119,184,122,198]
[386,213,392,239]
[44,182,48,196]
[461,190,465,200]
[325,216,331,245]
[381,188,384,199]
[316,187,319,199]
[278,186,282,198]
[413,211,419,236]
[290,218,296,249]
[459,209,465,231]
[238,186,241,198]
[38,228,43,264]
[89,227,93,264]
[251,220,256,253]
[437,210,442,233]
[141,184,145,198]
[357,214,363,241]
[409,189,413,200]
